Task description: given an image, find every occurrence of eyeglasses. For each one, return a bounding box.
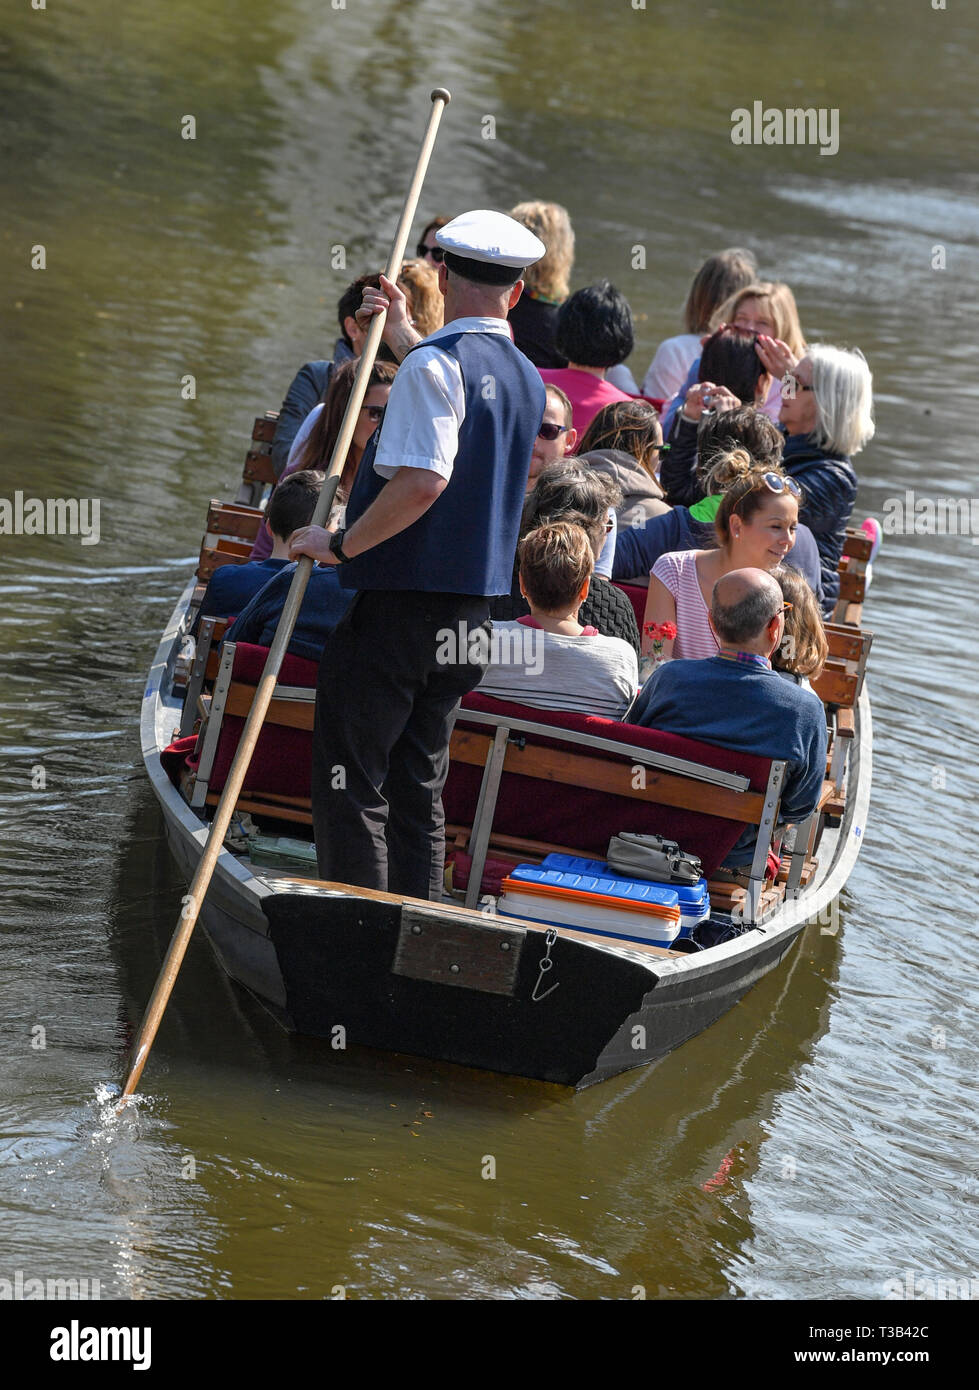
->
[417,242,445,263]
[762,471,802,498]
[361,405,386,424]
[783,374,814,394]
[537,422,569,442]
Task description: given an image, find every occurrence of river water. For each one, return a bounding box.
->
[1,0,978,1303]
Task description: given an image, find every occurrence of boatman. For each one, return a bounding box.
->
[290,209,547,899]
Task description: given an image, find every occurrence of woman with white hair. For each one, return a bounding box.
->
[757,339,875,607]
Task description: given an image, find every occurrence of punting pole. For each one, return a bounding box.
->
[118,88,452,1109]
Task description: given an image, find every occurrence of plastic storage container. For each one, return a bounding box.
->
[497,861,681,947]
[540,854,710,937]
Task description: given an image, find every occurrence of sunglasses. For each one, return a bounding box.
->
[537,422,569,442]
[361,405,386,424]
[417,242,445,263]
[783,374,814,394]
[762,471,802,498]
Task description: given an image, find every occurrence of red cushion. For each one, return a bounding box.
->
[230,641,319,688]
[206,643,316,799]
[443,693,772,878]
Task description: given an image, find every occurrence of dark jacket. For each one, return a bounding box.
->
[611,504,826,611]
[658,413,702,508]
[507,292,567,370]
[490,571,641,657]
[226,563,354,663]
[780,433,857,610]
[269,338,354,478]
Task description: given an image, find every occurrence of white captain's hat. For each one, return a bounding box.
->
[435,209,545,284]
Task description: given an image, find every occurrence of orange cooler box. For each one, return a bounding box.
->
[497,863,682,947]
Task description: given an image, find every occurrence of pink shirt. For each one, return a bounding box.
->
[538,368,634,437]
[650,550,719,660]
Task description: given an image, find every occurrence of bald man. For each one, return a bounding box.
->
[632,567,827,879]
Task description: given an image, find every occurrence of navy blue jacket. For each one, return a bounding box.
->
[612,505,826,612]
[632,656,827,865]
[780,433,857,609]
[197,558,291,625]
[226,563,355,663]
[270,339,354,478]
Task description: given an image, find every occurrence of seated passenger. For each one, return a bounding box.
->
[640,247,758,401]
[613,421,825,610]
[577,399,670,527]
[249,358,396,561]
[225,556,355,664]
[641,452,801,662]
[490,459,641,653]
[198,471,326,623]
[526,383,579,491]
[755,340,874,608]
[540,281,637,435]
[479,522,638,719]
[507,201,575,370]
[659,280,806,436]
[771,565,828,688]
[269,263,433,477]
[631,567,828,878]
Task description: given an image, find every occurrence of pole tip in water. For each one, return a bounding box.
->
[430,87,451,104]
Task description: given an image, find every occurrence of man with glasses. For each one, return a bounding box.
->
[290,209,547,900]
[632,566,827,884]
[527,384,577,489]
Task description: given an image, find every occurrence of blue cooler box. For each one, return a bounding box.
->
[540,854,711,938]
[497,859,682,948]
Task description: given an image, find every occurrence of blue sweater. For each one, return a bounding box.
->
[631,656,827,865]
[227,563,355,663]
[198,558,291,624]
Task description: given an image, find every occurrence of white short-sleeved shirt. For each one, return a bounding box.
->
[650,550,719,660]
[641,333,702,401]
[373,317,511,482]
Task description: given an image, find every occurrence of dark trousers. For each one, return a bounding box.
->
[311,590,491,899]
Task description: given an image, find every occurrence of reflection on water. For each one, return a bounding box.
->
[2,0,978,1300]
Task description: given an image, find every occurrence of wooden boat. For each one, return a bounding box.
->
[139,414,874,1089]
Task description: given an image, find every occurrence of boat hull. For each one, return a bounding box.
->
[141,581,872,1089]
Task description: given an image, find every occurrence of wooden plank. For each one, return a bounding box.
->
[224,684,316,730]
[252,413,279,444]
[842,528,873,562]
[205,502,264,541]
[197,548,250,582]
[835,706,855,738]
[837,569,866,604]
[449,728,766,825]
[445,824,606,863]
[811,665,858,707]
[206,792,312,825]
[825,626,863,660]
[242,448,276,485]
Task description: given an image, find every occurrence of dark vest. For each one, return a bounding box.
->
[339,329,546,595]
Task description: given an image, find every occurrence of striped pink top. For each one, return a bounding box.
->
[650,550,719,660]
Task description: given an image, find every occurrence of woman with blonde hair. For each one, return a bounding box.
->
[641,450,801,662]
[641,247,758,401]
[507,200,575,368]
[772,565,828,686]
[660,279,807,435]
[397,257,443,339]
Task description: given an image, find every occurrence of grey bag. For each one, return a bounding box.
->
[607,832,702,885]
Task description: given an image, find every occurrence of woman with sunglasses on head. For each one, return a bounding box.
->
[248,358,396,561]
[641,450,801,662]
[754,341,874,609]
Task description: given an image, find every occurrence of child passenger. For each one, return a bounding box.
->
[478,522,639,719]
